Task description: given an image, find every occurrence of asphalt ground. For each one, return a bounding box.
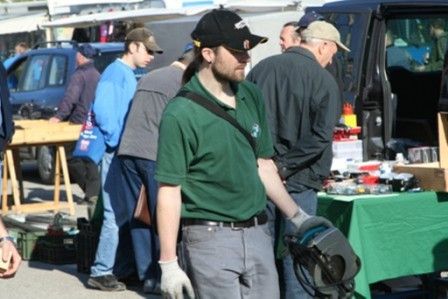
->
[0,162,161,299]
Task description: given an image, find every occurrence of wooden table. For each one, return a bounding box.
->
[1,120,82,215]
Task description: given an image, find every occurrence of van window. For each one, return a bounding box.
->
[386,17,448,72]
[386,16,448,145]
[48,55,67,86]
[326,13,363,94]
[20,55,50,91]
[7,57,27,91]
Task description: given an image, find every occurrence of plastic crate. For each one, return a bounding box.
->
[75,218,100,273]
[35,235,76,264]
[9,229,46,261]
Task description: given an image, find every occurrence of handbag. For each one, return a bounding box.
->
[134,184,151,225]
[72,107,106,164]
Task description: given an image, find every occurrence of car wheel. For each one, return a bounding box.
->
[37,146,55,185]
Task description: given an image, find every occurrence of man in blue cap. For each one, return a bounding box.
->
[49,43,101,208]
[280,12,325,52]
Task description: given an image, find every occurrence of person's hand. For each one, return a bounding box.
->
[289,209,333,237]
[159,258,195,299]
[48,117,61,123]
[0,238,21,278]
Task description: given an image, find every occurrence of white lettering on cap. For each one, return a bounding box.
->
[234,19,248,30]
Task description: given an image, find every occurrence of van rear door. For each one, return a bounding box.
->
[307,6,376,158]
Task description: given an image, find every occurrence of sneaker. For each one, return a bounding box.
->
[143,279,161,294]
[87,274,126,292]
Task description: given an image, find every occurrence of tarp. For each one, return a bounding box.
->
[41,7,212,28]
[0,13,46,35]
[41,0,297,28]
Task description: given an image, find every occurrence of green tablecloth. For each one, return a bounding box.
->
[317,191,448,299]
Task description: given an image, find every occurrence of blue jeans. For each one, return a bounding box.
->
[282,188,317,299]
[119,156,160,282]
[91,151,130,277]
[183,223,279,298]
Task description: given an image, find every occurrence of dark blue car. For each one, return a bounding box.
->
[5,41,142,183]
[6,41,125,118]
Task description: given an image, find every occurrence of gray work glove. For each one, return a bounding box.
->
[289,208,333,237]
[159,257,195,299]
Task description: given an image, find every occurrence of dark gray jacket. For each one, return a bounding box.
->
[55,61,100,124]
[247,47,340,191]
[0,63,14,152]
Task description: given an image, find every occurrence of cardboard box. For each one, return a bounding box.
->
[392,112,448,191]
[393,162,448,191]
[439,112,448,168]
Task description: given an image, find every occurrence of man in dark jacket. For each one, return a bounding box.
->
[247,20,349,299]
[0,63,14,151]
[0,63,20,278]
[49,44,101,207]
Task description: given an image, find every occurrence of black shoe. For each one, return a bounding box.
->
[87,274,126,292]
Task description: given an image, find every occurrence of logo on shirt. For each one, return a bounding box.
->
[251,123,260,138]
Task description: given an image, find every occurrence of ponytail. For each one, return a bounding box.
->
[182,48,203,84]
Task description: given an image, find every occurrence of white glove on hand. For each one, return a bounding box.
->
[288,207,311,230]
[289,208,333,237]
[159,257,195,299]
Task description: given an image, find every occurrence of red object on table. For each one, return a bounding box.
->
[360,175,379,185]
[333,126,361,140]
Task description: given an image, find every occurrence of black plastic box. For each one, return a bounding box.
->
[35,235,76,264]
[75,218,100,273]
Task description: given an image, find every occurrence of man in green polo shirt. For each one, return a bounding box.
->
[155,9,332,299]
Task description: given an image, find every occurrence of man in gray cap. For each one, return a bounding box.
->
[87,27,163,292]
[155,9,332,299]
[247,20,349,299]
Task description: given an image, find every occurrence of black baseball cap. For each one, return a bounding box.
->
[191,9,268,51]
[297,11,325,29]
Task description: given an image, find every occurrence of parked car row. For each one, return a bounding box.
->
[5,41,145,183]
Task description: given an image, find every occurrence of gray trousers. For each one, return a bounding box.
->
[182,223,280,299]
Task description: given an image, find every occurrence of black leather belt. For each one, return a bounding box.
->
[182,211,268,228]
